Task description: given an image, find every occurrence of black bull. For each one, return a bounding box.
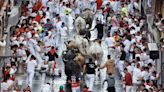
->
[62,49,81,77]
[62,49,82,91]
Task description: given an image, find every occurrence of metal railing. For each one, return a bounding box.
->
[0,0,22,90]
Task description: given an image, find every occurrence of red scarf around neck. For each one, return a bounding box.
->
[50,49,55,55]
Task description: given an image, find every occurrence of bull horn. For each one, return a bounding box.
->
[64,42,68,46]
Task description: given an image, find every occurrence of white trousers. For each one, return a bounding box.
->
[49,61,55,75]
[132,84,139,92]
[126,85,132,92]
[35,52,43,69]
[72,87,81,92]
[60,36,68,51]
[118,60,125,77]
[85,74,95,91]
[41,72,46,81]
[26,71,35,87]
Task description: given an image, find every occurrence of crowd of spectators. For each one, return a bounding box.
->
[0,0,163,92]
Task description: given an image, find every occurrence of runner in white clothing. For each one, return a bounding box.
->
[41,83,52,92]
[26,55,37,87]
[60,22,68,51]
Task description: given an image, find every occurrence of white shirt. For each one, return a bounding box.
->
[0,40,6,47]
[27,38,37,55]
[83,0,90,9]
[123,39,131,53]
[1,79,14,91]
[11,40,19,46]
[141,52,149,62]
[10,68,17,75]
[7,79,14,87]
[112,1,121,12]
[132,67,142,84]
[131,38,136,44]
[127,65,133,74]
[95,13,105,24]
[149,67,155,74]
[26,59,37,72]
[130,29,137,35]
[150,75,156,80]
[56,21,63,32]
[1,82,9,91]
[75,8,80,15]
[43,36,51,47]
[105,37,115,47]
[128,3,134,14]
[41,84,51,92]
[135,26,140,32]
[53,17,58,26]
[60,26,68,37]
[41,17,48,24]
[60,6,66,16]
[42,0,48,7]
[138,61,144,67]
[47,1,55,13]
[46,11,51,19]
[67,15,74,30]
[141,71,150,81]
[17,48,27,60]
[135,35,142,42]
[77,0,83,10]
[90,29,98,41]
[135,54,141,59]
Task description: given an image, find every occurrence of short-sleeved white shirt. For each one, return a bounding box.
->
[132,67,142,84]
[26,59,37,72]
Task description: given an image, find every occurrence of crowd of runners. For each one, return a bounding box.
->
[0,0,163,92]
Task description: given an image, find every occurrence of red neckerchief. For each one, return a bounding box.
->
[50,49,55,55]
[30,58,33,62]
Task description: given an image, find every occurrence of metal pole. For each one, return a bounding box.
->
[161,51,164,87]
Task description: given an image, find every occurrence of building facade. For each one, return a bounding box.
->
[155,0,164,16]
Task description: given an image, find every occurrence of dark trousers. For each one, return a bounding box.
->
[97,33,103,39]
[107,87,115,92]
